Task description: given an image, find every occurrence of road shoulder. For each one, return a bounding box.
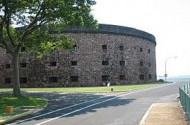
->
[139,102,188,125]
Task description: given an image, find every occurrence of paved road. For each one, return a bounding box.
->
[8,82,180,125]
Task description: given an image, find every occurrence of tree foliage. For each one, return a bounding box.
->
[0,0,97,96]
[0,0,97,55]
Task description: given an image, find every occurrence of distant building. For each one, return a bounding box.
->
[0,24,156,87]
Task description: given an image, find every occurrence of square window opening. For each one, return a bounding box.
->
[102,75,109,81]
[140,61,143,67]
[5,78,11,84]
[120,61,125,66]
[50,61,57,66]
[70,61,77,66]
[102,61,109,65]
[139,74,144,80]
[119,46,124,51]
[149,62,151,67]
[120,75,126,80]
[20,77,27,84]
[6,64,11,69]
[148,49,150,53]
[70,76,79,82]
[49,77,58,83]
[102,45,107,50]
[149,74,152,79]
[20,63,27,68]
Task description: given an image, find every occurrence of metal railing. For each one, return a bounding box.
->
[179,83,190,121]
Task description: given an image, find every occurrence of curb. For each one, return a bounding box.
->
[0,108,41,125]
[139,104,154,125]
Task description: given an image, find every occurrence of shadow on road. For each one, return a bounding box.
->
[13,92,135,124]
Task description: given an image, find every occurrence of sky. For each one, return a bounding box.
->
[91,0,190,78]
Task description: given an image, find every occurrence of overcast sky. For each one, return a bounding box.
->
[92,0,190,77]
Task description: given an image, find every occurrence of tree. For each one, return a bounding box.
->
[0,0,97,96]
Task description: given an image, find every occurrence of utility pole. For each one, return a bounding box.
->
[164,56,177,81]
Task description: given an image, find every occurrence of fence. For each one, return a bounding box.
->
[179,83,190,122]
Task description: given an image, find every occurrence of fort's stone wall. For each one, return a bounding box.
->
[0,24,156,87]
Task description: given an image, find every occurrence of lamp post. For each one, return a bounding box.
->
[164,56,177,81]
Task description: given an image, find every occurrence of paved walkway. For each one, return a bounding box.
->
[140,102,188,125]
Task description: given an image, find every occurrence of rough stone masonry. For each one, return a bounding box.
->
[0,24,156,87]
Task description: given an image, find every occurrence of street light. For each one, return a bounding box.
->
[164,56,177,81]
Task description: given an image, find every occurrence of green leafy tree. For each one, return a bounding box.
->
[0,0,97,96]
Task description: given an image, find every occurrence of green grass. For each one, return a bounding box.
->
[0,95,46,121]
[0,82,161,93]
[0,95,46,108]
[25,83,160,92]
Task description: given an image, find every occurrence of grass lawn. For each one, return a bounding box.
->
[1,82,162,93]
[23,83,161,93]
[0,95,46,122]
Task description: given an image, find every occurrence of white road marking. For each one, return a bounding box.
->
[8,92,123,125]
[35,83,175,125]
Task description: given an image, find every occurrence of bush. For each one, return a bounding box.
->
[158,79,164,82]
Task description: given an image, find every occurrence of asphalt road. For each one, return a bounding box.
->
[8,82,180,125]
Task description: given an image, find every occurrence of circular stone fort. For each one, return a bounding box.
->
[0,24,156,87]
